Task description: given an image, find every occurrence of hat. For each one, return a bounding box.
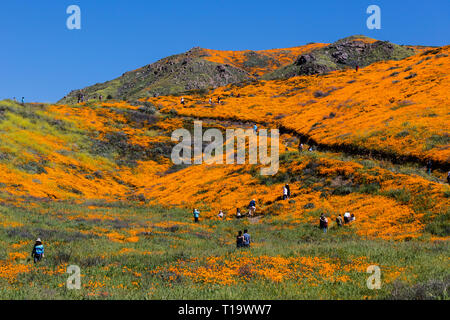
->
[36,238,41,242]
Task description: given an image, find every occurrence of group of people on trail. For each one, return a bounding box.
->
[282,184,291,200]
[181,96,223,107]
[236,229,251,248]
[320,212,355,232]
[298,142,314,152]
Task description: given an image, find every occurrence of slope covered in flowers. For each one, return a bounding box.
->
[147,46,450,166]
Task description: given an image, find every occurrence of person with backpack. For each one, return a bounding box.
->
[286,184,291,198]
[298,142,304,152]
[236,231,244,248]
[447,171,450,184]
[181,97,185,105]
[283,185,288,200]
[248,199,256,216]
[31,238,44,264]
[218,210,224,219]
[336,214,343,227]
[236,208,242,219]
[243,229,251,248]
[319,213,328,233]
[253,124,258,134]
[193,208,200,223]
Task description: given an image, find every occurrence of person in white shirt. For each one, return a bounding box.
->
[344,212,351,224]
[218,210,224,219]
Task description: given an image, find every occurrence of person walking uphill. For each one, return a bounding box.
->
[243,229,251,248]
[193,208,200,223]
[31,238,44,264]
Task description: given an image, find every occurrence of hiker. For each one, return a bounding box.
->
[319,213,328,233]
[308,146,314,152]
[447,171,450,184]
[217,96,221,104]
[243,229,251,248]
[253,124,258,134]
[356,65,359,72]
[344,211,351,224]
[236,231,244,248]
[181,97,185,105]
[209,98,212,105]
[427,160,432,174]
[350,213,356,222]
[218,210,224,219]
[31,238,44,264]
[286,184,291,198]
[99,95,103,101]
[21,97,24,104]
[336,214,344,227]
[193,208,200,223]
[236,208,242,219]
[299,142,304,152]
[283,185,288,200]
[248,199,256,216]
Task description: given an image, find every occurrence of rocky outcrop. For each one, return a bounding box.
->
[264,36,416,79]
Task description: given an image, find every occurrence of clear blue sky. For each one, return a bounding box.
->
[1,0,448,102]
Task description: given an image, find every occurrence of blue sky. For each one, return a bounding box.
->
[1,0,448,102]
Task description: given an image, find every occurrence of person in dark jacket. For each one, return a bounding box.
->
[236,231,244,248]
[31,238,44,264]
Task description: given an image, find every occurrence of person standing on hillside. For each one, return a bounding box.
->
[427,160,432,174]
[209,98,212,105]
[218,210,224,219]
[336,214,344,227]
[31,238,44,264]
[344,211,351,224]
[283,185,288,200]
[298,142,304,152]
[236,208,242,219]
[356,65,359,72]
[181,97,185,106]
[319,213,328,233]
[447,171,450,184]
[21,97,24,104]
[286,184,291,199]
[253,124,258,134]
[193,208,200,223]
[243,229,251,248]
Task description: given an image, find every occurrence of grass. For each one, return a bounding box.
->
[0,198,448,300]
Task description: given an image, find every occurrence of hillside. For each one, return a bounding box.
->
[59,36,427,104]
[0,37,449,299]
